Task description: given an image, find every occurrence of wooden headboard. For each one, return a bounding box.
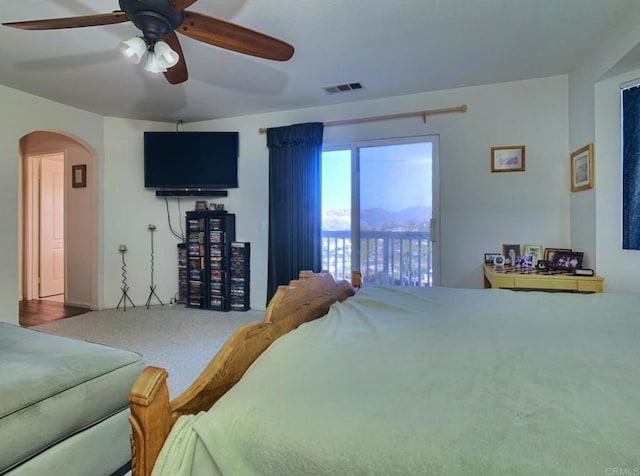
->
[128,271,356,476]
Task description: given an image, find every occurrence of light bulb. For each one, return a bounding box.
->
[153,40,179,69]
[119,37,147,64]
[144,52,167,74]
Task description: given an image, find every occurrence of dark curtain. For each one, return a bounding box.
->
[266,122,324,303]
[623,85,640,249]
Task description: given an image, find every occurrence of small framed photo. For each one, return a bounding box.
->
[515,255,533,268]
[522,244,543,266]
[502,244,521,266]
[544,247,571,264]
[72,164,87,188]
[491,145,525,173]
[484,252,502,264]
[551,251,584,271]
[195,200,208,211]
[571,143,594,192]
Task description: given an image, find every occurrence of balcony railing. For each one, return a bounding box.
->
[321,230,432,286]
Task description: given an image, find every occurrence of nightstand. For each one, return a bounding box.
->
[482,263,604,293]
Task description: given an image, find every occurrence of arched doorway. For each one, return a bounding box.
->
[19,131,98,325]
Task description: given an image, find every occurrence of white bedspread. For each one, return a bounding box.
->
[153,286,640,475]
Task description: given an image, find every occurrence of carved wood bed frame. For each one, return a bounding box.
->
[128,271,358,476]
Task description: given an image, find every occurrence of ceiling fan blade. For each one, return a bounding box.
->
[178,11,294,61]
[163,31,188,84]
[170,0,200,13]
[2,12,128,30]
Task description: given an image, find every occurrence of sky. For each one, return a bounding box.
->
[322,141,432,212]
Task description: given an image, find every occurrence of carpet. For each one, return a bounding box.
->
[34,304,263,396]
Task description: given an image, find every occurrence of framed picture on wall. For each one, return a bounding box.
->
[491,145,525,172]
[72,164,86,188]
[571,143,594,192]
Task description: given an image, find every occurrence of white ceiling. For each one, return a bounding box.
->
[0,0,634,123]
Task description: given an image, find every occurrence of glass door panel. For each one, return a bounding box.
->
[359,141,432,286]
[321,149,352,279]
[322,137,437,286]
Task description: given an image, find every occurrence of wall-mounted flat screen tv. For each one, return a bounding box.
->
[144,131,239,189]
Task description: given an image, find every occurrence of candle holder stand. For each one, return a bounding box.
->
[145,224,164,309]
[116,245,135,311]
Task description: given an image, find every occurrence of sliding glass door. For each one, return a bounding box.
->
[322,136,439,286]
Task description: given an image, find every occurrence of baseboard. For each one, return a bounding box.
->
[64,300,92,309]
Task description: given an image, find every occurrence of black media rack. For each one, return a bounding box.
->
[230,242,250,311]
[185,211,236,311]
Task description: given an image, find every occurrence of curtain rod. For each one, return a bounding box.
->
[258,104,467,134]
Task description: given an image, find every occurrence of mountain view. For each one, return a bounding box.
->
[321,143,433,285]
[323,206,432,231]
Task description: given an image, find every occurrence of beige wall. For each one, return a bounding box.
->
[101,118,176,308]
[594,69,640,292]
[0,84,105,324]
[569,1,640,291]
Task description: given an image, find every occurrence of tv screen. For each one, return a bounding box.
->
[144,131,239,189]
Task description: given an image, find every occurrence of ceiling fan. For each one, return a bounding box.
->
[2,0,294,85]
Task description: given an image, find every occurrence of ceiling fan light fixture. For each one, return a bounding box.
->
[144,51,167,74]
[119,36,147,64]
[153,40,179,69]
[7,1,294,86]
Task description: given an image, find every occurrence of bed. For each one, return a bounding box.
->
[128,271,640,475]
[1,322,144,476]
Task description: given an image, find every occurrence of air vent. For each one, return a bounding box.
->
[323,82,364,94]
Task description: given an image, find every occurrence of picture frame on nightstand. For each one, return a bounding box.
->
[502,244,521,266]
[544,248,571,264]
[484,253,502,264]
[551,251,584,271]
[522,245,543,266]
[515,255,533,268]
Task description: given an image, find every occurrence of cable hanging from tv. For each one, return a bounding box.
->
[164,196,185,241]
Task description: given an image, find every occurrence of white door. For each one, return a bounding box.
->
[39,155,64,297]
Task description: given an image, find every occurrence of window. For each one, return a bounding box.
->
[621,80,640,249]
